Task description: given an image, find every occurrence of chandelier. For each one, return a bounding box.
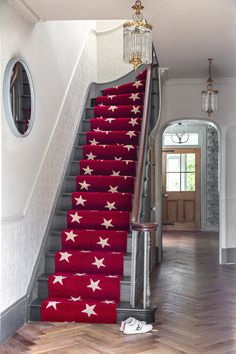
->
[201,58,219,117]
[123,1,153,70]
[171,122,189,144]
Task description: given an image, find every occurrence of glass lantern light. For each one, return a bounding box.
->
[123,1,153,70]
[201,58,219,117]
[171,122,189,144]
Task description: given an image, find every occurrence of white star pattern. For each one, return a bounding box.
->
[93,127,102,132]
[83,166,94,175]
[80,250,91,253]
[53,275,67,285]
[129,93,140,102]
[74,195,87,206]
[101,218,114,229]
[89,139,99,145]
[132,80,143,89]
[108,185,118,193]
[65,230,78,242]
[124,160,132,165]
[87,279,102,292]
[70,212,83,224]
[102,300,116,304]
[92,257,106,269]
[79,180,91,190]
[86,152,97,160]
[99,103,105,106]
[124,145,135,151]
[131,106,141,115]
[105,118,115,123]
[46,301,61,310]
[111,170,120,176]
[129,118,139,127]
[97,237,111,248]
[75,273,86,276]
[105,201,116,211]
[59,252,72,263]
[106,275,119,278]
[114,156,122,160]
[81,304,97,318]
[69,296,82,301]
[126,131,137,138]
[108,106,118,112]
[107,94,116,100]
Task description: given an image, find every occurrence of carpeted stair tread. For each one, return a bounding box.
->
[94,105,143,118]
[96,92,144,106]
[90,117,142,132]
[76,175,135,193]
[41,297,117,323]
[83,144,137,160]
[67,209,130,230]
[61,229,128,251]
[47,272,121,301]
[86,130,139,145]
[102,80,146,95]
[71,191,132,211]
[80,159,136,176]
[54,250,124,275]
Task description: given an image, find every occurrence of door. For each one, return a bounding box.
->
[162,148,201,230]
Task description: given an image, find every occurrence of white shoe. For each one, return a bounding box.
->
[123,321,153,334]
[119,317,146,332]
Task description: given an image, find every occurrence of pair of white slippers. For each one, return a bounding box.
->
[119,317,153,334]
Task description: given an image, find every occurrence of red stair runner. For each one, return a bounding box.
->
[41,72,147,323]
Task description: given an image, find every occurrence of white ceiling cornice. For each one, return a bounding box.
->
[8,0,40,24]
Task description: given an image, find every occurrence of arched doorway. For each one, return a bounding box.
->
[155,119,222,263]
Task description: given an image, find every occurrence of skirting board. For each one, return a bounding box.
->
[222,248,236,264]
[0,295,28,343]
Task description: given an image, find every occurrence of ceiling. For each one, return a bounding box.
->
[10,0,236,78]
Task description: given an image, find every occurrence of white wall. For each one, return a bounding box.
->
[96,20,131,83]
[1,1,97,312]
[158,77,236,250]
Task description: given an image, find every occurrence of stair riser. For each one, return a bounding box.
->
[37,279,130,302]
[82,120,90,132]
[74,147,83,160]
[85,108,94,119]
[64,178,76,193]
[50,234,132,253]
[45,254,131,276]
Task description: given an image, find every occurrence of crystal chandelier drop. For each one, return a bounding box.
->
[171,122,189,144]
[123,1,153,70]
[201,58,219,117]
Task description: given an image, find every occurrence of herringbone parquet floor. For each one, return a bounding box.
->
[1,231,236,354]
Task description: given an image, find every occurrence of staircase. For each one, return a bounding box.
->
[29,58,159,324]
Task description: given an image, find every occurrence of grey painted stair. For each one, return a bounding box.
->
[44,251,132,276]
[37,274,131,302]
[28,64,158,324]
[29,299,157,324]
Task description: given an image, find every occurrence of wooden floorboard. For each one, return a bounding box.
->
[1,231,236,354]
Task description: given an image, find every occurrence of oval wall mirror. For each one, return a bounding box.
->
[3,58,35,137]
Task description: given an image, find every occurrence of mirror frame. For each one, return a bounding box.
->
[3,58,35,137]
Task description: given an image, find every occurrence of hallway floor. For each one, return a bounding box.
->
[1,231,236,353]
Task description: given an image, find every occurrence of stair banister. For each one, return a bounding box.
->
[130,63,157,309]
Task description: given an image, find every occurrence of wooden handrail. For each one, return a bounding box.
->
[131,63,157,232]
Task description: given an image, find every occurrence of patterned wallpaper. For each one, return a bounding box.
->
[206,125,219,228]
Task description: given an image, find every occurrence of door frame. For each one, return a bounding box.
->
[154,118,222,263]
[162,147,201,230]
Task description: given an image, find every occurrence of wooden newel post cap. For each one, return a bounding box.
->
[131,222,158,232]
